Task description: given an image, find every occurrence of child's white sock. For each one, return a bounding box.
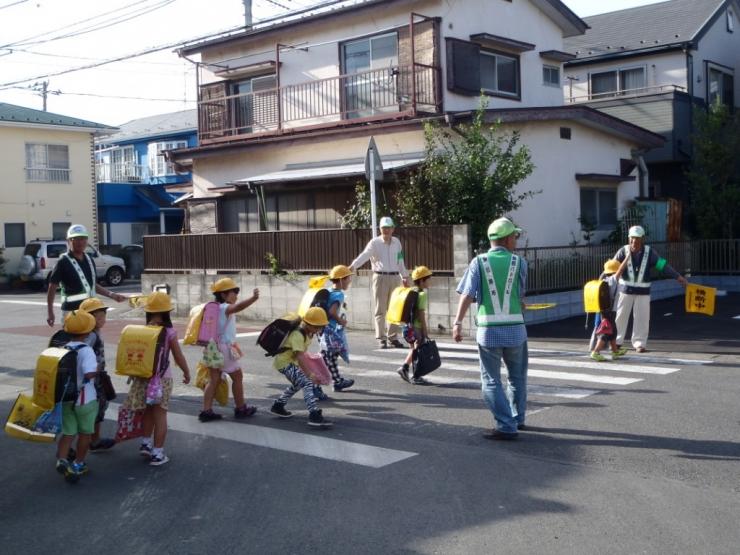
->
[141,437,153,448]
[151,447,163,457]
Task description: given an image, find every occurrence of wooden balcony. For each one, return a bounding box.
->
[197,63,441,144]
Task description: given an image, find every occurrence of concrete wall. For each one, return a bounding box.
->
[0,126,97,274]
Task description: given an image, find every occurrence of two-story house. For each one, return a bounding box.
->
[170,0,665,247]
[564,0,740,219]
[0,102,115,275]
[95,109,196,245]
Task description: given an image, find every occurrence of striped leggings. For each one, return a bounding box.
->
[276,364,318,413]
[321,350,344,384]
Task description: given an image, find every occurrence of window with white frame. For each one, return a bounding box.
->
[480,50,519,96]
[543,65,560,87]
[25,143,70,182]
[580,188,617,229]
[148,141,187,177]
[589,66,646,98]
[109,146,138,182]
[708,65,734,108]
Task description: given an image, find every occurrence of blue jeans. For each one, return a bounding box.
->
[478,342,528,434]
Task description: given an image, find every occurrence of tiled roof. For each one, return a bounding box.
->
[97,109,197,144]
[0,102,115,130]
[564,0,728,61]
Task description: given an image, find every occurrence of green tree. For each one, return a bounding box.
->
[339,179,395,229]
[686,103,740,239]
[394,98,536,247]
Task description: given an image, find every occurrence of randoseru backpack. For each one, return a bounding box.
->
[583,279,612,313]
[256,315,302,357]
[33,344,86,410]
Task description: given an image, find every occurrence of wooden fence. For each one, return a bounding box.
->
[143,226,455,274]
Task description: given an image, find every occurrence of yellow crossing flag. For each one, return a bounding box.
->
[685,283,716,316]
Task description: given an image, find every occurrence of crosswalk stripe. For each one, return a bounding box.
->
[349,369,598,399]
[353,354,641,385]
[104,403,417,468]
[433,341,713,366]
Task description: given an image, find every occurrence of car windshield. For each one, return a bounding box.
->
[23,244,41,256]
[47,244,67,258]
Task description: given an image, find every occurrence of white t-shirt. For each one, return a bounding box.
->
[66,341,98,406]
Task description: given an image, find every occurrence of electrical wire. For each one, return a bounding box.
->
[0,0,29,10]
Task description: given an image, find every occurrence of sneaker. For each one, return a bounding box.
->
[313,386,329,401]
[333,377,355,392]
[307,409,333,429]
[90,438,116,451]
[149,453,170,466]
[636,346,647,353]
[397,366,411,383]
[234,405,257,419]
[389,339,405,348]
[483,429,518,441]
[64,462,86,483]
[378,339,388,349]
[590,352,607,362]
[270,402,293,418]
[612,347,628,360]
[198,409,223,422]
[73,461,89,475]
[410,376,431,385]
[139,443,153,457]
[55,458,69,475]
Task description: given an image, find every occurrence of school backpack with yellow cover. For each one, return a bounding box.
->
[32,345,86,411]
[115,325,166,378]
[583,280,612,313]
[386,286,419,325]
[183,302,220,346]
[297,276,330,318]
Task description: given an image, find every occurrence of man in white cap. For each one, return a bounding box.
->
[452,217,528,440]
[349,216,409,348]
[612,225,687,352]
[46,224,127,327]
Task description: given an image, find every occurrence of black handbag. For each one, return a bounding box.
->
[98,371,117,401]
[412,339,441,378]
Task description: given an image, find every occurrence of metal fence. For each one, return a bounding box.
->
[143,226,455,274]
[522,239,739,294]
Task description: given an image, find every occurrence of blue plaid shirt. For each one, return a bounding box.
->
[456,247,528,348]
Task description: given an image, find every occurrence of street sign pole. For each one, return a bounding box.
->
[365,137,384,238]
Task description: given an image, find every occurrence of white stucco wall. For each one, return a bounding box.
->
[507,121,639,247]
[694,3,740,106]
[0,125,97,274]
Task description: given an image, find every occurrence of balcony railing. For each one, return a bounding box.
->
[568,84,687,103]
[25,167,70,183]
[96,162,151,183]
[198,63,441,143]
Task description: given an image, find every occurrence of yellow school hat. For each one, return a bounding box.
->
[144,291,173,313]
[411,266,433,281]
[329,265,353,280]
[79,297,108,313]
[303,306,329,327]
[603,260,621,274]
[211,277,239,293]
[64,310,96,335]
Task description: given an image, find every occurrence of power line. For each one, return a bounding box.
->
[0,0,29,10]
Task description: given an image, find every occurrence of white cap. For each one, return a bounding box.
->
[66,224,89,239]
[379,216,395,228]
[628,225,645,238]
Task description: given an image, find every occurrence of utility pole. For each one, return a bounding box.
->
[30,80,58,111]
[243,0,252,27]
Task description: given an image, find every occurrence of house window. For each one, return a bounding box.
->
[543,65,560,87]
[25,144,70,182]
[589,66,646,98]
[341,32,399,118]
[148,141,188,177]
[708,66,734,108]
[110,146,139,182]
[560,127,571,140]
[233,74,278,133]
[480,50,519,96]
[580,189,617,229]
[4,223,25,248]
[52,222,70,240]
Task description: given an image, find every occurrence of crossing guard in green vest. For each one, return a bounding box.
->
[452,217,529,440]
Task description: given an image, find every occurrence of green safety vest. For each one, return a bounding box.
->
[476,250,523,326]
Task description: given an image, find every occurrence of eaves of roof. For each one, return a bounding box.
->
[564,42,691,67]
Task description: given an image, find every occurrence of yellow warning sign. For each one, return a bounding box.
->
[685,283,716,316]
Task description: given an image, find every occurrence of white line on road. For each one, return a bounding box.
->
[0,300,61,307]
[235,331,260,338]
[353,354,641,385]
[104,402,417,468]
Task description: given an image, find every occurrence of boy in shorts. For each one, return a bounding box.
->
[55,310,99,482]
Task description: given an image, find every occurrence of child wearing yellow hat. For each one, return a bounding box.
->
[199,278,260,422]
[129,292,191,466]
[591,258,630,362]
[318,265,355,396]
[398,266,433,385]
[270,307,333,429]
[55,310,99,482]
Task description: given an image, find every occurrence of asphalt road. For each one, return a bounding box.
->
[1,288,738,554]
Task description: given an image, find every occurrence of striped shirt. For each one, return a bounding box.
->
[456,247,528,348]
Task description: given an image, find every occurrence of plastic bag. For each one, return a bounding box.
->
[145,374,163,405]
[296,352,332,385]
[194,362,229,407]
[34,402,63,435]
[202,339,224,369]
[115,405,144,442]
